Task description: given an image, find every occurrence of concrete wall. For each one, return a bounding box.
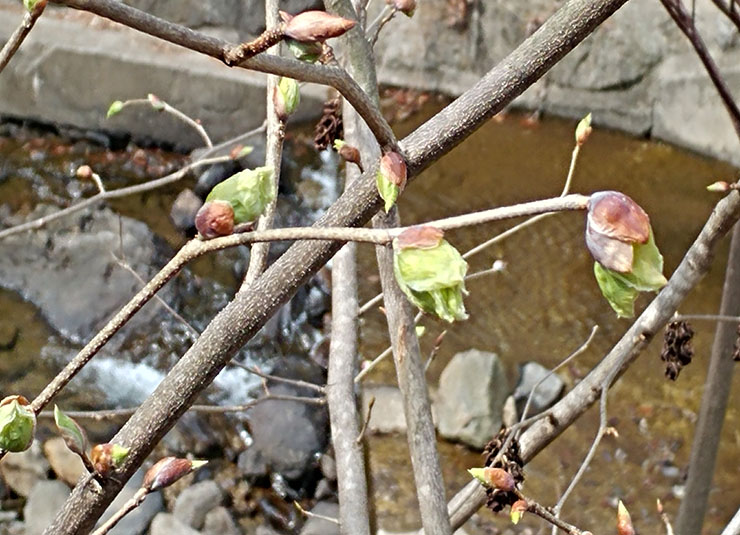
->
[1,0,739,164]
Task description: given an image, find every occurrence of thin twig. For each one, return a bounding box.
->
[112,97,213,148]
[354,310,422,383]
[228,361,326,393]
[49,0,397,150]
[91,487,149,535]
[294,501,340,525]
[708,0,740,32]
[0,0,47,74]
[367,5,396,46]
[674,313,740,322]
[0,155,231,240]
[356,396,375,443]
[657,499,676,535]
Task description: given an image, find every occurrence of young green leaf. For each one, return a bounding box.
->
[377,171,400,212]
[286,39,323,63]
[206,166,275,224]
[0,396,36,453]
[274,77,300,120]
[594,262,639,318]
[54,405,89,458]
[106,100,124,119]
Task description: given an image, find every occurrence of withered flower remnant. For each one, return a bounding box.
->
[661,320,694,380]
[587,191,667,318]
[393,226,468,322]
[195,200,235,239]
[143,457,208,491]
[282,11,356,43]
[0,395,36,452]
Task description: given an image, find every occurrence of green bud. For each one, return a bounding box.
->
[23,0,46,12]
[106,100,124,119]
[206,166,275,224]
[54,405,89,459]
[393,227,468,322]
[575,112,593,145]
[273,77,300,121]
[376,152,407,212]
[143,457,208,491]
[0,396,36,453]
[594,230,667,318]
[286,39,323,63]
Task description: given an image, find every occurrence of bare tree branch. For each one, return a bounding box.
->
[0,0,46,74]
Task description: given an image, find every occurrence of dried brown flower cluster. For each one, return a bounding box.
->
[481,429,525,512]
[660,320,695,380]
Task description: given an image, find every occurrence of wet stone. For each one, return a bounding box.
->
[23,480,70,535]
[202,506,241,535]
[149,513,200,535]
[513,361,566,417]
[173,480,223,529]
[299,501,339,535]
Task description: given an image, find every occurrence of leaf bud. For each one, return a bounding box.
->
[143,457,208,491]
[106,100,124,119]
[393,228,468,322]
[0,396,36,453]
[283,11,356,43]
[510,499,528,524]
[23,0,46,13]
[75,165,93,180]
[468,467,516,492]
[273,77,300,121]
[575,112,593,146]
[286,39,323,63]
[376,151,407,212]
[206,166,275,225]
[387,0,416,16]
[617,500,636,535]
[334,140,363,172]
[706,180,730,192]
[54,405,89,459]
[147,93,165,112]
[91,443,130,476]
[195,200,235,239]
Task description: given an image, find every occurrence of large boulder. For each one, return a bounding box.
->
[23,480,70,535]
[434,349,508,449]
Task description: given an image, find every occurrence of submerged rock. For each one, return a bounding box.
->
[97,468,163,535]
[149,513,200,535]
[434,349,508,449]
[513,361,565,417]
[173,480,223,530]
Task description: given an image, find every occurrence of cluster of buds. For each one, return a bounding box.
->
[587,191,667,317]
[0,395,36,452]
[143,456,207,492]
[273,77,300,121]
[281,11,356,43]
[392,226,468,322]
[376,151,407,212]
[197,166,275,239]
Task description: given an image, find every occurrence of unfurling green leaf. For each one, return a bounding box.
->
[286,39,323,63]
[377,171,399,212]
[54,405,89,458]
[274,77,300,120]
[206,166,275,224]
[393,231,468,322]
[0,396,36,453]
[510,500,528,525]
[106,100,124,119]
[594,230,667,318]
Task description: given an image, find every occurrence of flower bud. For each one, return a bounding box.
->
[575,112,593,146]
[510,499,528,525]
[0,396,36,453]
[75,165,93,180]
[273,77,300,121]
[143,457,208,491]
[54,405,89,460]
[283,11,356,43]
[617,500,635,535]
[376,151,408,212]
[468,467,516,492]
[587,191,667,318]
[206,166,275,225]
[393,228,468,323]
[91,443,130,476]
[387,0,416,16]
[333,140,363,172]
[195,200,235,239]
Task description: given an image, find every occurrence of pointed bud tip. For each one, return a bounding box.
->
[707,181,730,192]
[283,11,356,43]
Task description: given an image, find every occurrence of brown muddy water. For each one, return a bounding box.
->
[1,108,739,535]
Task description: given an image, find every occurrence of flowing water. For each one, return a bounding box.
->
[0,108,738,534]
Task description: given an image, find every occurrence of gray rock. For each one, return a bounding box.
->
[97,469,163,535]
[170,188,202,232]
[361,385,409,434]
[149,513,200,535]
[299,501,339,535]
[202,506,241,535]
[238,356,327,481]
[513,362,565,417]
[0,442,50,497]
[23,480,70,535]
[256,526,282,535]
[173,480,223,530]
[43,437,86,487]
[434,349,509,449]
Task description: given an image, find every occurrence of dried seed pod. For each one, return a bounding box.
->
[195,200,235,239]
[283,11,356,43]
[660,320,694,380]
[314,98,342,150]
[143,457,208,491]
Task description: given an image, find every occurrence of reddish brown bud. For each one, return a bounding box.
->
[484,467,516,492]
[510,499,528,524]
[76,165,93,180]
[90,443,129,476]
[380,151,407,190]
[338,144,363,172]
[396,226,444,250]
[0,395,29,408]
[195,200,235,239]
[283,11,356,43]
[143,457,207,491]
[617,500,635,535]
[387,0,416,16]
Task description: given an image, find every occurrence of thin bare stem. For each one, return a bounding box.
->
[516,492,588,535]
[0,155,231,240]
[0,0,47,74]
[367,5,396,46]
[114,97,212,148]
[228,361,326,393]
[657,499,676,535]
[674,313,740,322]
[354,310,422,383]
[49,0,397,150]
[708,0,740,32]
[91,487,148,535]
[294,501,340,525]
